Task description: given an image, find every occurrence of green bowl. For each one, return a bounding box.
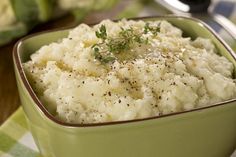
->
[13,16,236,157]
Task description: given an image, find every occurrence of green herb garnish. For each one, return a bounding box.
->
[144,23,160,35]
[95,25,107,41]
[92,22,160,64]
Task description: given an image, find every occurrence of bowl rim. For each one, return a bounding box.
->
[13,15,236,127]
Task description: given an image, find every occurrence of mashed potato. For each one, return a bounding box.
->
[23,19,236,124]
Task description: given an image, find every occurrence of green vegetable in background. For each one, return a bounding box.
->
[0,22,27,46]
[36,0,55,22]
[0,0,55,46]
[0,0,120,46]
[10,0,55,28]
[10,0,40,28]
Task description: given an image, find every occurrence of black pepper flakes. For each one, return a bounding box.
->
[118,99,121,103]
[108,91,111,96]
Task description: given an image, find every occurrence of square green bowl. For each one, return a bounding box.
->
[13,16,236,157]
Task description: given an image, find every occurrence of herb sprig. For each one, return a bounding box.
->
[144,23,160,35]
[92,22,160,64]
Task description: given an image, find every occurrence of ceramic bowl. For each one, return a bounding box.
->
[13,16,236,157]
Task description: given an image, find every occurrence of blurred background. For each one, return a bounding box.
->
[0,0,236,125]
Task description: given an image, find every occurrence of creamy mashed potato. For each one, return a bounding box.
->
[23,19,236,124]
